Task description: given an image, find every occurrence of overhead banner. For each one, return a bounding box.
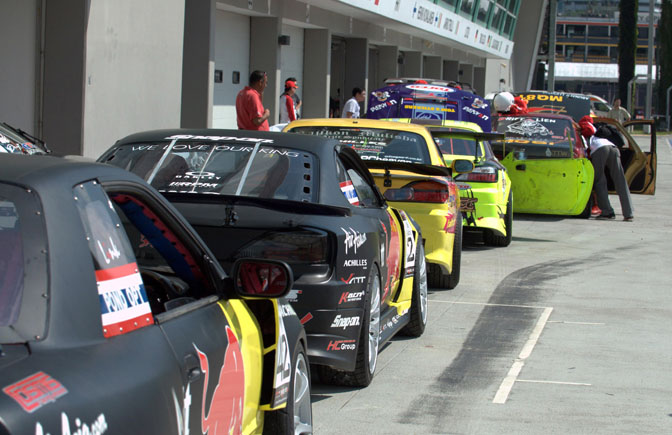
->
[338,0,513,58]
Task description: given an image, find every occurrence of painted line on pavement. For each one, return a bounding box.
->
[431,300,550,310]
[547,320,605,325]
[516,379,592,386]
[493,307,553,404]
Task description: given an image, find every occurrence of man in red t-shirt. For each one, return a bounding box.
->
[236,70,270,131]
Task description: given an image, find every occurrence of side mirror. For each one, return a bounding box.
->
[231,258,294,298]
[452,159,474,175]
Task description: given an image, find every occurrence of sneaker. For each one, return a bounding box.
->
[590,205,602,217]
[623,216,634,222]
[596,213,615,220]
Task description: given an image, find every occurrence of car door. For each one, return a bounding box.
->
[100,183,266,434]
[617,119,656,194]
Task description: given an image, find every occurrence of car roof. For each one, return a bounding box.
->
[0,154,141,189]
[285,118,435,135]
[114,128,341,155]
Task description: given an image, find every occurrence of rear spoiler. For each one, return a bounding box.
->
[162,192,352,217]
[428,130,506,142]
[363,160,452,177]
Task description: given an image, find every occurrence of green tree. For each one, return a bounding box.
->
[618,0,638,107]
[657,0,672,121]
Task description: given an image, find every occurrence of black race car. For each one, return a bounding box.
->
[99,129,428,387]
[0,154,311,434]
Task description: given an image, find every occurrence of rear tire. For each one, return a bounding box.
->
[427,212,462,289]
[401,241,427,337]
[263,341,312,435]
[317,266,381,387]
[484,191,513,247]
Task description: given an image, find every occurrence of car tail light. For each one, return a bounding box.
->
[384,180,451,203]
[455,166,497,183]
[235,230,329,263]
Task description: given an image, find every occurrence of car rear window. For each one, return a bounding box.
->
[492,116,574,159]
[101,138,317,202]
[433,136,482,158]
[0,197,23,326]
[290,126,432,165]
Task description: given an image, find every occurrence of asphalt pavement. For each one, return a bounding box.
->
[311,134,672,434]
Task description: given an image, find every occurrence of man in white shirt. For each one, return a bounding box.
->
[579,116,633,221]
[342,87,365,118]
[607,98,631,124]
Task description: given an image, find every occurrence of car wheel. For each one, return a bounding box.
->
[484,191,513,247]
[427,212,462,290]
[401,241,427,337]
[263,341,313,435]
[318,266,381,387]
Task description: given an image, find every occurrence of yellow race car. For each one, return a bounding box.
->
[395,119,512,246]
[284,118,473,289]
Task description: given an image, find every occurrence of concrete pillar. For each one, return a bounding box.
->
[402,51,423,78]
[460,64,474,87]
[345,38,368,111]
[424,56,442,81]
[512,0,548,92]
[181,0,215,128]
[250,17,282,125]
[303,28,331,118]
[443,60,459,82]
[42,0,87,156]
[378,45,399,87]
[473,66,486,96]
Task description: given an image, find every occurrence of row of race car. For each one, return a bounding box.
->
[0,80,657,434]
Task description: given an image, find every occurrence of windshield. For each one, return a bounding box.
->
[289,126,431,165]
[433,135,482,158]
[493,116,575,159]
[102,138,317,202]
[0,124,46,155]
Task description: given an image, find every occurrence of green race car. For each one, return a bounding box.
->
[394,119,512,247]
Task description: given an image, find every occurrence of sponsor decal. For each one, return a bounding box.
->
[0,134,9,144]
[327,340,356,351]
[3,372,67,413]
[506,118,553,137]
[373,90,391,102]
[340,273,366,285]
[342,227,367,255]
[286,289,302,302]
[403,104,455,113]
[471,98,487,109]
[462,106,489,120]
[164,134,274,143]
[339,291,365,304]
[278,303,295,318]
[96,237,121,264]
[460,197,478,212]
[330,315,361,329]
[300,313,313,324]
[343,258,367,267]
[195,327,245,435]
[339,181,360,206]
[369,99,397,113]
[273,308,292,407]
[406,84,455,93]
[35,412,107,435]
[399,211,417,277]
[96,262,153,338]
[456,183,472,191]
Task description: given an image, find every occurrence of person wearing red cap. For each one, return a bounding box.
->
[236,70,270,131]
[279,79,299,123]
[578,115,633,221]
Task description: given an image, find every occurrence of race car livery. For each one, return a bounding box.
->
[98,129,429,388]
[0,155,310,434]
[285,118,474,290]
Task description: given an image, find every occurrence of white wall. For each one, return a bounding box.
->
[0,0,37,134]
[83,0,184,158]
[213,10,250,129]
[280,23,304,117]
